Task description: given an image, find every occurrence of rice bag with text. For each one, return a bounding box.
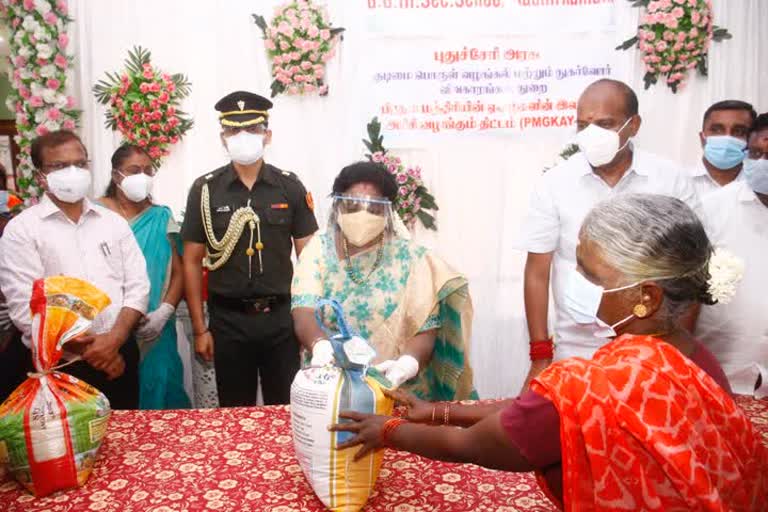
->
[291,299,393,512]
[0,276,112,497]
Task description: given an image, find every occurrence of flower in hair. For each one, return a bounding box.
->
[707,248,744,304]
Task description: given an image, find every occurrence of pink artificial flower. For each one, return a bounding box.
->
[12,18,21,29]
[35,124,49,137]
[663,30,675,41]
[314,67,325,80]
[54,54,68,68]
[18,86,30,99]
[158,92,170,104]
[142,113,152,123]
[289,16,300,29]
[140,83,151,94]
[265,39,276,51]
[687,61,698,69]
[132,114,141,123]
[46,78,61,90]
[300,18,311,31]
[655,41,668,52]
[66,96,76,108]
[645,31,656,41]
[396,174,407,184]
[673,42,684,52]
[659,0,672,8]
[321,53,331,63]
[62,118,76,130]
[300,61,312,71]
[56,0,67,15]
[278,21,292,36]
[294,74,305,83]
[150,82,161,93]
[372,152,384,163]
[46,108,61,121]
[665,17,678,29]
[308,26,320,39]
[688,0,696,5]
[29,96,44,108]
[320,29,330,41]
[43,11,57,25]
[143,69,154,79]
[286,85,299,95]
[691,10,701,24]
[132,103,143,113]
[160,135,169,143]
[679,53,689,61]
[677,31,687,43]
[23,0,34,9]
[150,99,160,110]
[671,7,684,17]
[686,42,697,50]
[689,27,699,38]
[660,64,673,72]
[14,101,23,113]
[14,55,27,67]
[279,40,290,51]
[167,106,176,116]
[674,0,685,4]
[138,139,148,148]
[57,33,69,49]
[291,51,301,61]
[398,186,408,196]
[303,84,316,93]
[153,110,163,121]
[170,135,179,144]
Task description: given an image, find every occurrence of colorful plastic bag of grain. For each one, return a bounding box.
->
[0,276,112,497]
[291,299,394,512]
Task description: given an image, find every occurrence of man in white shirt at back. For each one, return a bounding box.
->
[693,113,768,397]
[689,100,755,199]
[0,130,149,408]
[520,79,699,388]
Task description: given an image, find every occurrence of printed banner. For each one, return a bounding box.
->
[363,35,616,144]
[361,0,616,36]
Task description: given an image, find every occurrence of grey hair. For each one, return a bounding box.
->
[579,194,716,323]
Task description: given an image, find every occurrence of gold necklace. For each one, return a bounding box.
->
[342,235,384,285]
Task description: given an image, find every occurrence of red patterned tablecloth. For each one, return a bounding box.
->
[2,396,767,512]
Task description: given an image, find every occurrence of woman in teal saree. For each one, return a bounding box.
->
[100,145,190,409]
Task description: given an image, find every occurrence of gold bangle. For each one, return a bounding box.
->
[443,403,451,425]
[431,405,437,425]
[193,329,209,337]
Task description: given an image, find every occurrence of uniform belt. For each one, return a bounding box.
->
[209,294,286,314]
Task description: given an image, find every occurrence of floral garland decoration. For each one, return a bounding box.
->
[0,0,79,200]
[93,46,193,164]
[362,117,438,231]
[616,0,731,93]
[253,0,344,98]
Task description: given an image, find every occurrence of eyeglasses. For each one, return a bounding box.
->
[222,125,267,137]
[117,165,156,177]
[41,159,91,173]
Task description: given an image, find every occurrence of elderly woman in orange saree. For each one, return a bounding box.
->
[331,194,768,510]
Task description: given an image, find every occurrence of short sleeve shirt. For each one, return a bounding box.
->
[181,163,318,299]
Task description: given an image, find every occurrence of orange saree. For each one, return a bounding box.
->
[531,334,768,511]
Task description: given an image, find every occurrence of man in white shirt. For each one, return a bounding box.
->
[693,113,768,397]
[689,100,755,199]
[0,131,149,409]
[520,79,699,388]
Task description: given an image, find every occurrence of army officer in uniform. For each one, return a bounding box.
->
[181,91,318,407]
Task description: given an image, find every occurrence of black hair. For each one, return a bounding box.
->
[104,144,151,198]
[750,112,768,136]
[331,161,398,202]
[30,130,88,169]
[702,100,757,129]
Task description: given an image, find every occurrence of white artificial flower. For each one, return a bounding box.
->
[45,120,61,132]
[17,45,33,59]
[18,68,32,80]
[34,110,46,124]
[14,30,26,45]
[30,83,45,97]
[36,43,53,60]
[55,94,68,109]
[34,25,51,42]
[706,248,744,305]
[35,0,52,14]
[39,64,56,78]
[42,88,58,104]
[22,15,37,31]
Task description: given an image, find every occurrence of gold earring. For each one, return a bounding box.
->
[633,304,648,318]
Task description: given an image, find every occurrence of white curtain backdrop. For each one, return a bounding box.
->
[68,0,767,398]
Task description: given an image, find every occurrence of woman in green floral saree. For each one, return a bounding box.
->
[291,162,476,401]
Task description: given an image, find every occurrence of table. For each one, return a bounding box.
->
[2,396,767,511]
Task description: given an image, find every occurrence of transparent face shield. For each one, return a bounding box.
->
[329,194,396,247]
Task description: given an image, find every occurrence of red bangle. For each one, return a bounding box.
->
[381,417,407,447]
[529,339,554,361]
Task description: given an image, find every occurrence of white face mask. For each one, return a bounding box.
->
[118,172,153,202]
[225,131,265,165]
[338,211,387,247]
[45,166,91,203]
[563,269,639,338]
[576,118,633,168]
[744,158,768,195]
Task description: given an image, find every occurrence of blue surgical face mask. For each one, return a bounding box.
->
[703,135,747,170]
[563,270,639,338]
[744,158,768,195]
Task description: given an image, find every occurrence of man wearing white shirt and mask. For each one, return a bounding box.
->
[692,113,768,397]
[689,100,756,199]
[520,79,699,388]
[0,130,150,408]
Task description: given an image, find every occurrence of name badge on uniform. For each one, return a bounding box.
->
[215,205,231,213]
[271,203,289,209]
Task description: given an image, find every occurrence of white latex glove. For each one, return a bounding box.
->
[136,302,175,343]
[311,339,335,367]
[374,355,419,388]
